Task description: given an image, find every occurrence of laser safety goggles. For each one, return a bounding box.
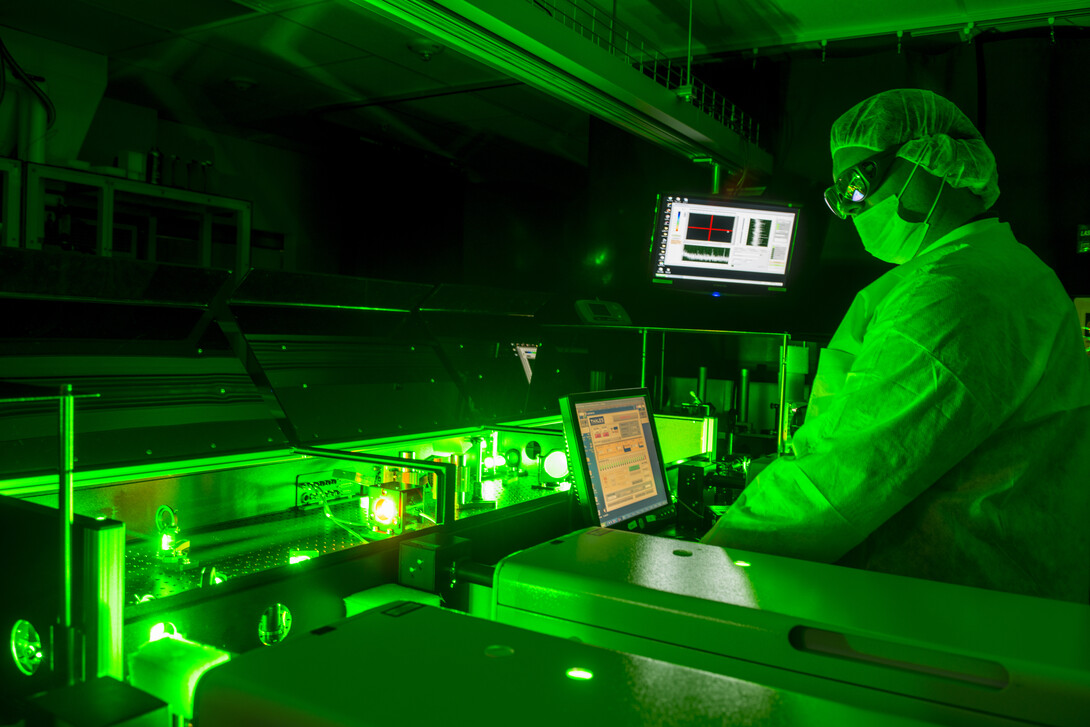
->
[824,147,902,219]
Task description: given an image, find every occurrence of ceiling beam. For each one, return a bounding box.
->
[350,0,772,174]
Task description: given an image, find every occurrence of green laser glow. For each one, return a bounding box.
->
[566,667,593,680]
[734,560,751,567]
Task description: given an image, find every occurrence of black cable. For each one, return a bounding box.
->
[0,32,57,130]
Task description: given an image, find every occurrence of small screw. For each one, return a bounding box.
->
[146,449,153,455]
[281,345,287,350]
[302,383,308,389]
[197,348,203,354]
[211,443,217,449]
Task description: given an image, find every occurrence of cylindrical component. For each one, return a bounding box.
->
[739,368,750,424]
[697,366,708,403]
[398,450,417,485]
[455,560,495,587]
[124,151,146,181]
[58,383,75,685]
[449,454,470,516]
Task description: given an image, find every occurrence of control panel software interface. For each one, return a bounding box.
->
[652,195,799,289]
[575,396,669,527]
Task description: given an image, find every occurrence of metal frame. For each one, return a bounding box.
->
[0,157,21,249]
[293,446,458,526]
[24,163,251,276]
[545,324,792,454]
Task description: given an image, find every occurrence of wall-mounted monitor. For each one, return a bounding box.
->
[649,194,800,294]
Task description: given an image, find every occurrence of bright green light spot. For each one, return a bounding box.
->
[594,251,607,265]
[289,555,311,564]
[160,533,172,551]
[566,667,593,680]
[734,560,751,567]
[149,622,175,642]
[374,496,398,524]
[95,515,107,521]
[360,496,369,510]
[557,482,571,492]
[481,478,503,501]
[543,450,568,479]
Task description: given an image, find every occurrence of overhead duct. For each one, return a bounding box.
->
[352,0,772,174]
[0,28,107,166]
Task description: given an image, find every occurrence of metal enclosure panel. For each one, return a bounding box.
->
[194,602,942,727]
[493,528,1090,727]
[0,496,124,719]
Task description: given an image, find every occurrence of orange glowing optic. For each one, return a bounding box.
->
[374,496,398,524]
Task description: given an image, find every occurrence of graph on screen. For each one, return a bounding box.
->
[681,244,731,265]
[685,214,734,243]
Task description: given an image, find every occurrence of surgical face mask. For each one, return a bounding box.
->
[852,163,943,264]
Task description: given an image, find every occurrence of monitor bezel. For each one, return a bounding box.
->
[649,193,801,295]
[558,387,672,529]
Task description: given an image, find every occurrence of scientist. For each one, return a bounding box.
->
[701,88,1090,603]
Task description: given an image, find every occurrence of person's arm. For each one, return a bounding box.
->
[701,291,1001,561]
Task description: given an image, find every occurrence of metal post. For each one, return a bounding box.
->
[0,386,98,687]
[659,331,666,408]
[640,328,648,388]
[610,0,617,50]
[739,368,749,426]
[58,383,75,686]
[778,334,790,455]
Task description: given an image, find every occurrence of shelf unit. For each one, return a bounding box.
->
[23,162,251,275]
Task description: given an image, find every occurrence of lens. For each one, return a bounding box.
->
[823,187,846,219]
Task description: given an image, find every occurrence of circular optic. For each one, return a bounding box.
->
[374,497,398,525]
[10,620,43,676]
[155,505,177,534]
[258,604,292,646]
[543,450,569,479]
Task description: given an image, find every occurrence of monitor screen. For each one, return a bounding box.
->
[559,389,670,528]
[650,194,800,293]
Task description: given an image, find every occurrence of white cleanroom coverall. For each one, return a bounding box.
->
[702,218,1090,603]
